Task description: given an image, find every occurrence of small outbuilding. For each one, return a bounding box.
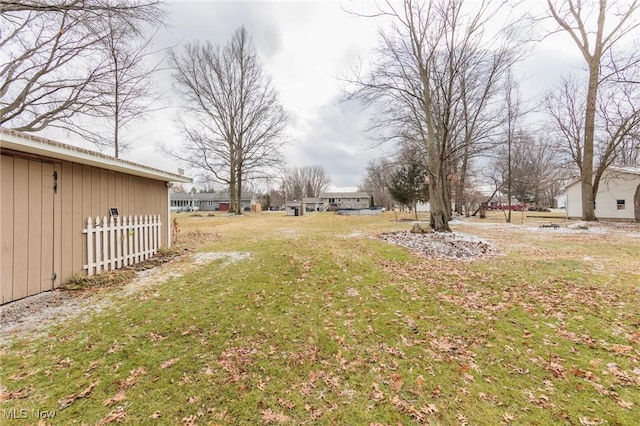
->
[286,201,305,216]
[1,128,191,304]
[565,166,640,221]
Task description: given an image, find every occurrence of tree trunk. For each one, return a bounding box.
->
[581,64,599,221]
[454,141,470,216]
[235,162,243,215]
[428,166,451,232]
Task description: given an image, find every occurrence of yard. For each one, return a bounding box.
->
[1,211,639,425]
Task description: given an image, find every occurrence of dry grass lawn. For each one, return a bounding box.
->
[1,210,638,425]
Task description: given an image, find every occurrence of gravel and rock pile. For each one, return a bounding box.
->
[377,230,500,261]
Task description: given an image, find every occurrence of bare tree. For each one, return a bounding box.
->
[283,165,331,200]
[346,0,519,231]
[501,68,524,223]
[359,158,395,210]
[68,12,167,157]
[494,131,563,207]
[169,27,287,215]
[546,0,640,220]
[546,73,640,209]
[0,0,164,133]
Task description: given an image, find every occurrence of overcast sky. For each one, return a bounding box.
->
[39,0,588,191]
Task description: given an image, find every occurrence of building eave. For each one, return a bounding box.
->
[1,128,192,183]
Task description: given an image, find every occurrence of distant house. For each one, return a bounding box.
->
[1,128,191,304]
[320,191,371,210]
[170,191,257,212]
[302,197,323,211]
[565,166,640,221]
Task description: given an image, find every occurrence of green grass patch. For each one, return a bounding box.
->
[1,212,639,425]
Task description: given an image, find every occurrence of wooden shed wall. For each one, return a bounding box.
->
[1,152,169,304]
[56,159,169,286]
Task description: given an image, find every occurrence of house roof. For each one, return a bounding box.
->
[608,165,640,175]
[302,197,323,203]
[563,166,640,190]
[0,128,191,183]
[321,191,370,198]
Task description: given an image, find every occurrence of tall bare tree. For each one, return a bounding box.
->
[346,0,518,231]
[494,132,562,206]
[502,69,523,223]
[359,158,395,210]
[283,165,331,200]
[0,0,164,133]
[546,72,640,210]
[69,11,166,157]
[546,0,640,220]
[169,27,287,215]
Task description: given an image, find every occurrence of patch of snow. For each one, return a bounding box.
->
[377,231,500,261]
[193,251,251,266]
[0,251,251,347]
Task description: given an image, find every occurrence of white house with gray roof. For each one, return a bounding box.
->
[565,166,640,221]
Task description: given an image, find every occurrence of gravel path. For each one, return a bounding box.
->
[377,230,500,261]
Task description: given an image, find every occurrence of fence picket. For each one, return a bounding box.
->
[116,216,122,269]
[109,216,116,269]
[83,214,162,276]
[95,217,102,274]
[86,217,94,276]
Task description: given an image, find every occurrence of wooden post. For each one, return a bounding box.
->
[109,215,116,270]
[102,216,109,271]
[127,216,134,266]
[133,215,139,263]
[95,217,102,274]
[116,215,122,268]
[86,217,94,276]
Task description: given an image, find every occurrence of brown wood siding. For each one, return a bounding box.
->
[27,161,42,296]
[12,158,29,301]
[56,160,169,285]
[53,163,62,287]
[2,152,169,304]
[40,163,54,293]
[1,155,15,303]
[59,161,73,284]
[1,155,55,304]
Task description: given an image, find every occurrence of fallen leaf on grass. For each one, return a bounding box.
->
[120,367,148,389]
[617,400,633,409]
[149,411,162,419]
[502,412,515,424]
[261,408,291,424]
[58,381,98,410]
[0,386,32,400]
[97,406,126,424]
[277,398,296,410]
[579,417,607,426]
[103,391,126,406]
[391,374,403,392]
[457,412,469,425]
[160,358,179,369]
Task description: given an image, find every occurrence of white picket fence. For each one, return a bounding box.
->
[83,215,162,276]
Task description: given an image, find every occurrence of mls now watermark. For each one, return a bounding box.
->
[4,408,56,420]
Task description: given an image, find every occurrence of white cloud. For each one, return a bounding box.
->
[34,0,598,191]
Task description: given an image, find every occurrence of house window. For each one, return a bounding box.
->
[356,198,360,202]
[617,199,625,210]
[329,198,335,203]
